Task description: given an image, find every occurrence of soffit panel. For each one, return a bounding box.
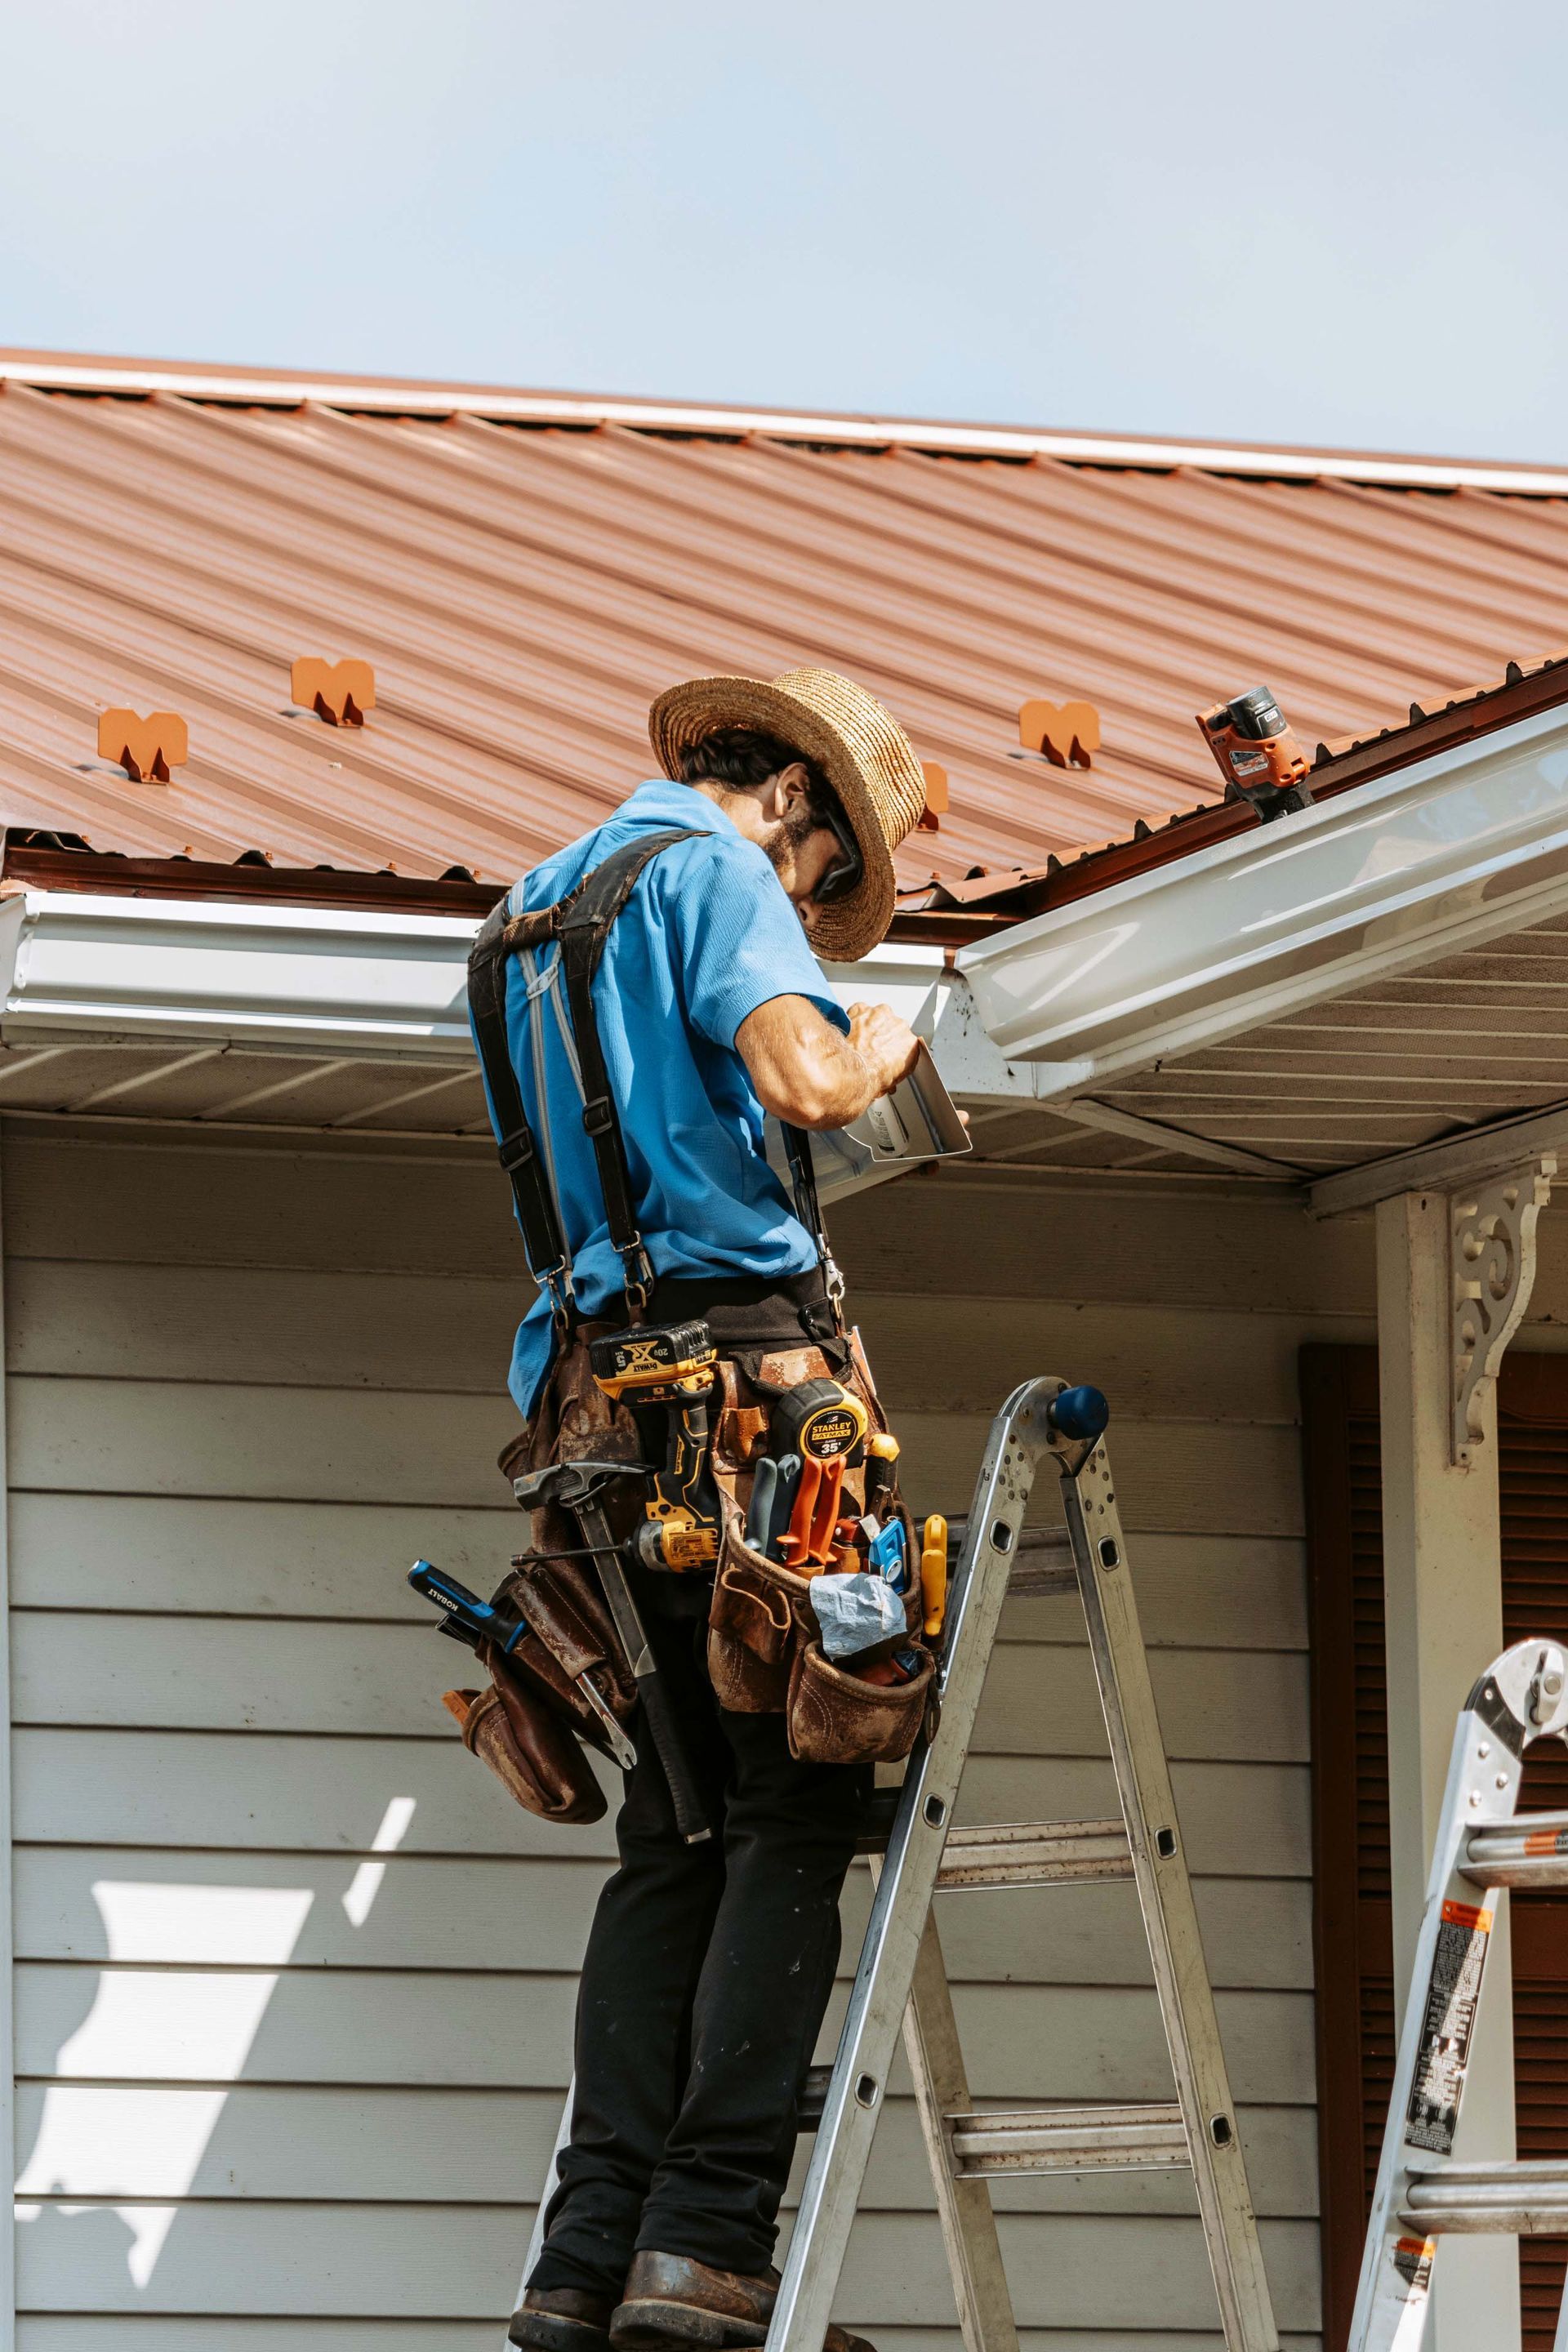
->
[1089,909,1568,1175]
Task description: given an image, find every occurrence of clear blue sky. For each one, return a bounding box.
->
[4,0,1563,461]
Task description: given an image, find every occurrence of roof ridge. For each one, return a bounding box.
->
[3,349,1568,496]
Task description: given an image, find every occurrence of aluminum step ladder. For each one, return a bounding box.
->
[766,1375,1277,2352]
[1349,1639,1568,2352]
[516,1376,1280,2352]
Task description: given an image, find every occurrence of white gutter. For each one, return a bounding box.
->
[0,893,1022,1094]
[7,355,1568,495]
[956,702,1568,1097]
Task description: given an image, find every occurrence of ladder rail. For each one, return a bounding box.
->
[766,1379,1061,2352]
[1348,1642,1568,2352]
[517,2081,574,2310]
[1063,1461,1279,2351]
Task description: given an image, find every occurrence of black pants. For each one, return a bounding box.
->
[529,1610,870,2293]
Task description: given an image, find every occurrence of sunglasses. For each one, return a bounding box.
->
[811,799,863,906]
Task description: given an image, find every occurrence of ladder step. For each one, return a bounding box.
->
[854,1796,1133,1888]
[1401,2159,1568,2234]
[1461,1811,1568,1887]
[797,2065,832,2132]
[948,2103,1190,2178]
[936,1819,1133,1889]
[947,1517,1076,1598]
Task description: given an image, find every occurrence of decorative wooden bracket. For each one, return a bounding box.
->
[1451,1156,1557,1464]
[97,708,189,783]
[918,761,948,832]
[1018,697,1099,768]
[292,657,375,727]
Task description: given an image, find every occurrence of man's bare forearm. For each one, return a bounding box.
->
[737,995,920,1130]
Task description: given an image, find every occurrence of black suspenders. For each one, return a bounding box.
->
[467,827,842,1334]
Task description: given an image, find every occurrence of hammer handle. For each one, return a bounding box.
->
[576,1504,712,1846]
[635,1667,713,1846]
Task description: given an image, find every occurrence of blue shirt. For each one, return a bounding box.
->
[479,779,850,1416]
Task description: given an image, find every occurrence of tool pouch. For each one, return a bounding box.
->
[706,1344,931,1764]
[495,1320,647,1748]
[709,1506,931,1762]
[443,1644,608,1826]
[787,1633,933,1766]
[707,1515,812,1715]
[496,1555,638,1742]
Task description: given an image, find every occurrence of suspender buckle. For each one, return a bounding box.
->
[618,1239,656,1317]
[540,1259,575,1334]
[497,1129,535,1174]
[581,1097,615,1139]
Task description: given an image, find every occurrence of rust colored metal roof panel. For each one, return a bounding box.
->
[3,361,1568,908]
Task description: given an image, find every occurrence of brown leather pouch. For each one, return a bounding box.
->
[707,1508,813,1713]
[786,1636,933,1766]
[492,1321,648,1753]
[497,1555,637,1740]
[707,1491,932,1762]
[443,1655,608,1826]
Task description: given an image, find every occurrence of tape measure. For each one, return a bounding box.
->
[770,1377,870,1465]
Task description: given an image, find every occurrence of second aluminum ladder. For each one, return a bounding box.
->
[1349,1637,1568,2351]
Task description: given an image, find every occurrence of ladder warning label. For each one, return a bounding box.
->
[1392,2236,1436,2296]
[1405,1900,1494,2155]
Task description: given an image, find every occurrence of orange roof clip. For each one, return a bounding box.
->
[97,708,189,784]
[1018,697,1099,769]
[292,657,375,728]
[918,761,948,832]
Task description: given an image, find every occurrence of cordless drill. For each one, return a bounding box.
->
[1196,686,1314,822]
[589,1318,723,1571]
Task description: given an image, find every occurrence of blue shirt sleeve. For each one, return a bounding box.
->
[666,834,851,1050]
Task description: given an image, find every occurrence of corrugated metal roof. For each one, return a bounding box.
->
[4,354,1568,905]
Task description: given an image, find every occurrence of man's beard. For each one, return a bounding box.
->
[760,797,819,879]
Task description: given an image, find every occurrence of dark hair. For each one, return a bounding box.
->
[677,727,831,807]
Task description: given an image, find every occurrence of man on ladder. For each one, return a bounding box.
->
[472,668,931,2352]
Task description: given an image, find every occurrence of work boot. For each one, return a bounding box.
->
[511,2283,619,2352]
[610,2252,875,2352]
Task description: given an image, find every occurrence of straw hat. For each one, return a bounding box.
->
[648,667,928,961]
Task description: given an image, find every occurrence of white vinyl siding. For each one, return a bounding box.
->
[7,1128,1415,2351]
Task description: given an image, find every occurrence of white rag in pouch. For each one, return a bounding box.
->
[809,1571,906,1659]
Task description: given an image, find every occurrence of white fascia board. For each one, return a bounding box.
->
[0,893,1041,1100]
[956,702,1568,1095]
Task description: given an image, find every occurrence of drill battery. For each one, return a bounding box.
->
[588,1317,717,1401]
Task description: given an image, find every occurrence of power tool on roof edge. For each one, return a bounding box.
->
[1196,684,1315,822]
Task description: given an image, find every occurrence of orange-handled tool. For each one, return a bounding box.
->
[782,1452,848,1570]
[920,1514,948,1637]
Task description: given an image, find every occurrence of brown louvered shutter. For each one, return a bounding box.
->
[1303,1344,1568,2352]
